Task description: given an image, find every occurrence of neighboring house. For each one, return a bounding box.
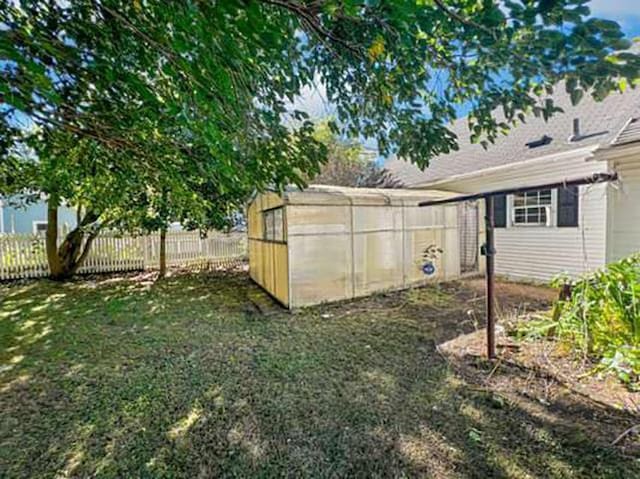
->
[386,87,640,281]
[0,198,245,236]
[0,197,77,235]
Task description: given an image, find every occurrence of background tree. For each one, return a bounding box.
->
[310,121,402,188]
[112,171,248,279]
[113,186,174,279]
[2,1,639,279]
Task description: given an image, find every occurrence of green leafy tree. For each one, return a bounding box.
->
[310,121,401,187]
[112,172,246,279]
[2,130,150,279]
[112,186,174,278]
[2,1,639,279]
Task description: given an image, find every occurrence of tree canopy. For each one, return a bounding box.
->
[1,1,639,278]
[3,1,639,170]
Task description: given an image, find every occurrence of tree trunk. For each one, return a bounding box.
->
[159,228,167,278]
[46,202,100,281]
[46,200,66,280]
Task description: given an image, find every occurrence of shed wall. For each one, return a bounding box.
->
[287,202,459,308]
[247,193,289,306]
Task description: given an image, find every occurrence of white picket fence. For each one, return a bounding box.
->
[0,231,247,280]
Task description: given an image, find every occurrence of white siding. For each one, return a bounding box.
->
[437,154,609,281]
[607,153,640,262]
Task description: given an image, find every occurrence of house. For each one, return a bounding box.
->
[386,87,640,281]
[0,197,77,235]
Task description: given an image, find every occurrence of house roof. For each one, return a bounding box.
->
[612,117,640,146]
[385,86,640,187]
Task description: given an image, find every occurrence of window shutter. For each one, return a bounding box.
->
[493,194,507,228]
[557,186,579,227]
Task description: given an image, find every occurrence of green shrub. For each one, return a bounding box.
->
[520,254,640,387]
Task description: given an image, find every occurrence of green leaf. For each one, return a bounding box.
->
[570,88,584,106]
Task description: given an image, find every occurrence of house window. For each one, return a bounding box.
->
[263,207,285,242]
[512,189,552,226]
[33,221,48,235]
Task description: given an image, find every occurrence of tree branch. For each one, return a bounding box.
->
[260,0,363,56]
[432,0,497,38]
[97,1,243,120]
[72,228,100,274]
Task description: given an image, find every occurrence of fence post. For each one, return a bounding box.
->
[144,235,150,270]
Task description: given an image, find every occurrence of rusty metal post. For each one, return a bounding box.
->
[484,195,496,359]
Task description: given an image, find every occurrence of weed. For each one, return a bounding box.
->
[518,254,640,387]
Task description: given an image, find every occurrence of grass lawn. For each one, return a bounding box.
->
[1,271,638,478]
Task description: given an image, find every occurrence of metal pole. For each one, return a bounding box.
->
[484,195,496,359]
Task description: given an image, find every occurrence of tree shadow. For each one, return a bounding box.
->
[1,272,637,478]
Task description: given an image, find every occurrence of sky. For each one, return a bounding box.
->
[590,0,640,37]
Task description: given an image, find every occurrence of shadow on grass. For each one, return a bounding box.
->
[1,272,637,478]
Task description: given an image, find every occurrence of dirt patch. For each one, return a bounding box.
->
[463,276,557,304]
[437,278,640,456]
[440,324,640,460]
[440,328,640,414]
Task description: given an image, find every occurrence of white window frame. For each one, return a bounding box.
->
[0,198,4,234]
[509,189,555,227]
[32,221,48,235]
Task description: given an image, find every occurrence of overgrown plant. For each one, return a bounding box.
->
[519,254,640,386]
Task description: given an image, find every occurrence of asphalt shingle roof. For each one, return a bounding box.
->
[613,117,640,146]
[386,87,640,186]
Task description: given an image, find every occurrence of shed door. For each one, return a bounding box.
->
[458,201,479,274]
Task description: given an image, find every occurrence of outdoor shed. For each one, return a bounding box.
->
[247,185,462,308]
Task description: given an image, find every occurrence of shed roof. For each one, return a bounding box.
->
[281,185,457,206]
[385,86,640,187]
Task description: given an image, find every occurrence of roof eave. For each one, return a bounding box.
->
[408,145,600,189]
[591,141,640,161]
